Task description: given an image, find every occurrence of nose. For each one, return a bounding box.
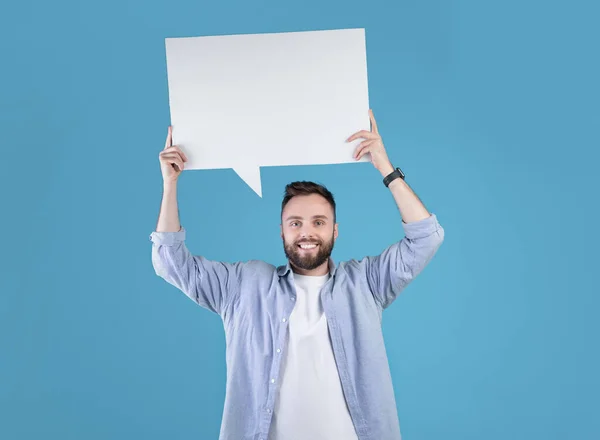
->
[299,226,315,239]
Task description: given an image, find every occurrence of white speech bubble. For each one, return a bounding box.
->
[165,28,371,197]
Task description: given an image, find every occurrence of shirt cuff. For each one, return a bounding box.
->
[402,213,441,239]
[149,226,186,246]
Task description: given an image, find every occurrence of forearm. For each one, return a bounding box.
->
[156,182,181,232]
[379,164,430,224]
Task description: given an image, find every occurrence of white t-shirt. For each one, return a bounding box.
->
[268,272,359,440]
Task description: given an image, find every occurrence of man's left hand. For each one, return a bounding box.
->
[346,109,394,176]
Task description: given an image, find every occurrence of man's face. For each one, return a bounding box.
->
[281,194,338,272]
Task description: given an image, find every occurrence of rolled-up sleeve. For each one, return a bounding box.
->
[150,226,243,316]
[365,213,445,309]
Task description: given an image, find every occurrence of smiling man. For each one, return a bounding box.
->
[281,190,337,276]
[150,110,445,440]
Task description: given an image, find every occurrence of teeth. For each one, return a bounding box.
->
[299,244,317,249]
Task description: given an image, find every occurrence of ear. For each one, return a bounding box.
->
[334,223,339,241]
[280,223,284,239]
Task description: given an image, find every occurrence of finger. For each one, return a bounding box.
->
[355,145,372,160]
[347,130,378,142]
[169,146,188,162]
[162,147,187,162]
[369,109,379,134]
[353,140,374,158]
[161,153,184,169]
[171,158,184,171]
[164,126,172,150]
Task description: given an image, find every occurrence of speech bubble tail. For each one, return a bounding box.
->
[233,165,263,197]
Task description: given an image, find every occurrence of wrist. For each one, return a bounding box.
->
[379,163,395,177]
[163,181,178,192]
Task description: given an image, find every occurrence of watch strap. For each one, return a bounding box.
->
[383,167,405,187]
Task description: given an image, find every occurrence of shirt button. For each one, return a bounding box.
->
[276,348,281,353]
[267,409,272,413]
[271,378,275,383]
[282,318,287,322]
[291,297,295,301]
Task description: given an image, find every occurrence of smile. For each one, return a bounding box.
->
[298,243,318,250]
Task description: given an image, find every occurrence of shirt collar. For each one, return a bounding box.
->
[277,257,338,278]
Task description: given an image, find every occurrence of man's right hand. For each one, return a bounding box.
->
[159,126,188,184]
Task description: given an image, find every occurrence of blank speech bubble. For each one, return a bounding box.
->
[165,28,371,197]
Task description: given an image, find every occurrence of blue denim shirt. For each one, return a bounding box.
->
[150,213,444,440]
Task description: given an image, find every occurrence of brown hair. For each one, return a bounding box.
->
[281,181,336,223]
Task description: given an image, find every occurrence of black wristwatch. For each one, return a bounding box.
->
[383,167,406,187]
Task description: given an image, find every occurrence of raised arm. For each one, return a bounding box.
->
[150,127,243,316]
[347,110,445,309]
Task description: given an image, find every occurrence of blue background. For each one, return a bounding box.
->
[1,0,598,438]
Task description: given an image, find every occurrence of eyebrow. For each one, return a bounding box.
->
[285,215,329,221]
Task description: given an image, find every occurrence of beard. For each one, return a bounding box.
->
[283,233,335,272]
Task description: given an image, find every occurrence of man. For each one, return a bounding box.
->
[150,110,445,440]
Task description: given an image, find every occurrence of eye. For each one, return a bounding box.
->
[316,220,325,226]
[291,221,300,227]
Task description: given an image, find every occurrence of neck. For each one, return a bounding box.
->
[290,260,329,276]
